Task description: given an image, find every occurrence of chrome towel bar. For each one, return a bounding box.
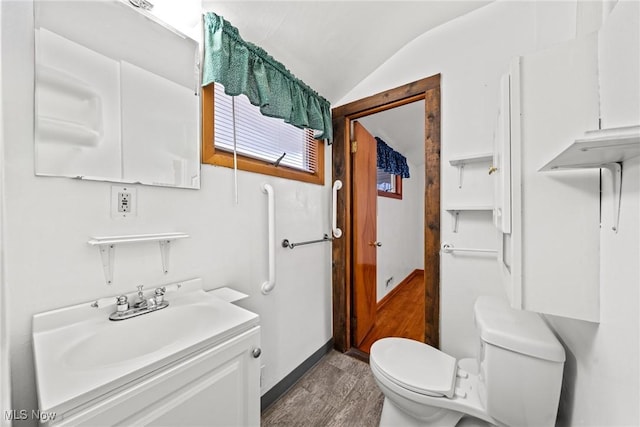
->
[282,234,333,249]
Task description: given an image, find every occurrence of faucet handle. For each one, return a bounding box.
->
[154,287,166,304]
[137,285,144,292]
[116,295,129,312]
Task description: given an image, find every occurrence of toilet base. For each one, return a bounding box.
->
[379,397,465,427]
[457,416,493,427]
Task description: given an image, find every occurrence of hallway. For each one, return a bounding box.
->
[356,270,426,354]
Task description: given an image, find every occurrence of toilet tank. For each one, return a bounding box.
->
[474,297,565,427]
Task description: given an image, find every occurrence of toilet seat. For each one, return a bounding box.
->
[370,338,457,398]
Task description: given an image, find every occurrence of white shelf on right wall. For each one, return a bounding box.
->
[448,152,493,166]
[539,125,640,233]
[445,205,493,233]
[449,152,493,189]
[539,125,639,171]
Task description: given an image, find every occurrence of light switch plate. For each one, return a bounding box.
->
[111,185,137,219]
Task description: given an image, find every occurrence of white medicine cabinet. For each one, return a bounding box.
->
[34,1,201,189]
[497,33,602,323]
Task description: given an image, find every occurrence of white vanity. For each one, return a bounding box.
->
[32,278,260,426]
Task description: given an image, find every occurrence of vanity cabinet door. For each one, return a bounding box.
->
[56,327,260,427]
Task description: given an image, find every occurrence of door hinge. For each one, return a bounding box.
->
[351,140,358,153]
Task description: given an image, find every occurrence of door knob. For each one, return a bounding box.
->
[369,241,382,247]
[488,166,498,175]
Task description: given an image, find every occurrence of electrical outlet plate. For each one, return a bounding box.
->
[118,191,131,213]
[111,185,137,219]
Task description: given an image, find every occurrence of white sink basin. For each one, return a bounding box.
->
[61,304,219,369]
[32,279,259,416]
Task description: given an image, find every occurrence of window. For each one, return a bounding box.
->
[201,84,324,185]
[377,168,402,199]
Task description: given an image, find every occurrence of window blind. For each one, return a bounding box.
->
[213,84,317,173]
[377,168,396,192]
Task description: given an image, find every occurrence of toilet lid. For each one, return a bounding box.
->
[370,337,457,398]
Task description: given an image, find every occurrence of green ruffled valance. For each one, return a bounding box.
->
[202,12,332,141]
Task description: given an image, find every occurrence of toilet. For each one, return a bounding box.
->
[370,297,566,427]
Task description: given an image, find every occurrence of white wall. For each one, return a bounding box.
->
[1,1,332,421]
[338,0,558,358]
[546,2,639,425]
[338,0,638,424]
[340,2,640,425]
[0,1,13,421]
[376,160,423,301]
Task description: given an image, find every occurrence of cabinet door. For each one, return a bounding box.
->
[509,33,600,322]
[498,58,524,308]
[57,327,261,427]
[493,73,512,234]
[34,1,200,189]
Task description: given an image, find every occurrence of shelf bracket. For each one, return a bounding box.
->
[450,210,460,233]
[159,240,171,274]
[98,244,115,285]
[449,153,493,189]
[602,162,622,233]
[88,233,189,286]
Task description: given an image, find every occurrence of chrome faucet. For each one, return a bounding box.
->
[133,285,147,309]
[109,285,169,321]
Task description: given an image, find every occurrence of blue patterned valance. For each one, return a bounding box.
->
[202,12,333,141]
[376,137,410,178]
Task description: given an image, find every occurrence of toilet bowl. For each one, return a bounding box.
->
[370,338,495,427]
[369,297,565,427]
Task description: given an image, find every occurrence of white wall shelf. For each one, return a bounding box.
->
[445,205,493,211]
[88,232,189,285]
[448,153,493,166]
[540,125,640,232]
[539,125,640,171]
[445,206,493,233]
[449,153,493,188]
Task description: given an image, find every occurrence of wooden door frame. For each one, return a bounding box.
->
[331,74,441,352]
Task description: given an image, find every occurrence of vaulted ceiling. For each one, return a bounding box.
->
[199,1,491,104]
[152,0,493,165]
[358,101,425,166]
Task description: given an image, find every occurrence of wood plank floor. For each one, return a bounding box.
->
[261,350,384,426]
[261,272,425,426]
[356,270,425,354]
